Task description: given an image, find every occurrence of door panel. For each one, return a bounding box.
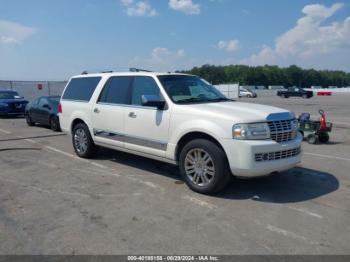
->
[36,98,49,124]
[91,76,133,148]
[92,104,125,148]
[124,76,170,157]
[29,98,40,122]
[124,107,170,157]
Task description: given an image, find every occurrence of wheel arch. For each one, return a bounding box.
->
[71,118,87,134]
[175,131,226,162]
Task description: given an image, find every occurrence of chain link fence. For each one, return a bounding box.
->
[0,80,68,101]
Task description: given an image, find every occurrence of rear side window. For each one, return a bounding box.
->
[62,77,101,102]
[38,98,48,107]
[98,76,133,105]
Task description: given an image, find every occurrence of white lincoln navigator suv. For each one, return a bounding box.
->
[59,70,302,194]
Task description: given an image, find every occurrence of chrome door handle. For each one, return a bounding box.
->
[94,108,100,113]
[128,112,137,118]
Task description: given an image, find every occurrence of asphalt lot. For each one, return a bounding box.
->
[0,93,350,255]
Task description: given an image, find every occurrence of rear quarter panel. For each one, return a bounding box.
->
[59,76,108,134]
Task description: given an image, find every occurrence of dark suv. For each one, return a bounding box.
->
[277,86,313,98]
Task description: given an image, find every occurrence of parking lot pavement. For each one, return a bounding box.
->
[1,94,350,255]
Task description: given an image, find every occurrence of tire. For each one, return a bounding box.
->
[319,133,329,143]
[50,115,61,132]
[307,134,318,144]
[26,114,34,126]
[72,123,97,158]
[247,94,252,98]
[179,139,231,194]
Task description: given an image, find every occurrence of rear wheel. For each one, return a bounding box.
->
[72,123,97,158]
[307,134,318,144]
[179,139,231,194]
[319,133,329,143]
[50,116,61,132]
[26,114,34,126]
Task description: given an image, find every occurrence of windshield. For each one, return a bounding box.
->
[0,91,19,99]
[158,75,230,104]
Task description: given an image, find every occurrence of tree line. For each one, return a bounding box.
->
[179,64,350,88]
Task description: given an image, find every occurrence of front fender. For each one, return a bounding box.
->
[166,118,232,160]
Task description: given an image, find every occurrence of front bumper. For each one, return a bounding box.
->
[221,133,303,177]
[0,108,25,116]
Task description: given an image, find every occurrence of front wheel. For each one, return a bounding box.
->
[179,139,231,194]
[307,134,318,144]
[72,123,97,158]
[26,114,34,126]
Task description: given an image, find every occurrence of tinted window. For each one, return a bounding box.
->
[38,98,48,107]
[32,98,39,106]
[98,76,133,105]
[0,91,18,99]
[48,96,60,105]
[62,77,101,101]
[49,96,60,102]
[131,76,160,105]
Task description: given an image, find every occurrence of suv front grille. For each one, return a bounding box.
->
[255,147,301,162]
[9,102,25,112]
[268,119,296,143]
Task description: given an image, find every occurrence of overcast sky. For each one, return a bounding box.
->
[0,0,349,80]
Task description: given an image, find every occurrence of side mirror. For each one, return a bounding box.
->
[141,95,166,110]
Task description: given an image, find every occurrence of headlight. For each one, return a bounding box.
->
[233,123,270,140]
[0,103,8,108]
[291,119,298,129]
[291,119,299,138]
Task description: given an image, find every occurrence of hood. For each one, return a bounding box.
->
[176,102,294,123]
[0,98,28,104]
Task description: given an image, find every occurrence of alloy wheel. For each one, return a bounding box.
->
[184,148,216,187]
[74,128,88,154]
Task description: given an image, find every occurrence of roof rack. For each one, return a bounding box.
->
[129,68,153,73]
[81,70,116,75]
[80,68,153,75]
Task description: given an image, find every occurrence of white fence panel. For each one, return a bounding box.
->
[215,84,239,99]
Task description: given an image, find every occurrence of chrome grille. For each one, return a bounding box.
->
[268,119,296,143]
[255,147,301,162]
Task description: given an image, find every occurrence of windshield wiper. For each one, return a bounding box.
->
[176,97,207,104]
[177,97,234,104]
[207,97,234,102]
